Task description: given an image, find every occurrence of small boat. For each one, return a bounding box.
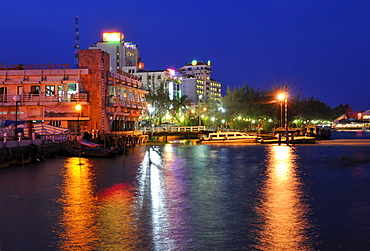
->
[306,125,331,139]
[67,140,117,157]
[199,131,257,143]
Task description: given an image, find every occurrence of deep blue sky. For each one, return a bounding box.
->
[1,0,369,111]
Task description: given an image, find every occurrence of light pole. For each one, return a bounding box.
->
[75,104,83,165]
[277,86,288,130]
[198,95,202,128]
[13,95,20,138]
[75,104,82,139]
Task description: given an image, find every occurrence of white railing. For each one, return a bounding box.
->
[0,132,72,148]
[141,126,206,134]
[0,93,88,104]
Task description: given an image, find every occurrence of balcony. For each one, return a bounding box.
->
[0,93,89,106]
[109,96,147,109]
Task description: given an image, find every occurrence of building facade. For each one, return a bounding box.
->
[88,32,142,75]
[0,49,147,136]
[136,69,180,101]
[178,60,222,103]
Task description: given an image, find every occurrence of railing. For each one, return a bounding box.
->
[0,93,88,105]
[109,96,146,108]
[0,132,72,148]
[141,126,206,134]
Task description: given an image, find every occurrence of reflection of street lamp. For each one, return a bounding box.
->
[75,104,82,138]
[13,95,20,138]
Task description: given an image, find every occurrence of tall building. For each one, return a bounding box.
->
[88,31,142,74]
[136,68,180,101]
[178,60,222,103]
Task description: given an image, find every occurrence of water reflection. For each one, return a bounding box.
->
[254,145,313,250]
[57,157,98,250]
[57,157,142,250]
[97,183,141,250]
[138,145,193,250]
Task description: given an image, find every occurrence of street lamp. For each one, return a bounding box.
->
[198,94,203,128]
[277,86,288,130]
[75,104,82,139]
[277,93,285,129]
[13,95,20,138]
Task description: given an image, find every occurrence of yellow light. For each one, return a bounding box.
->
[103,32,123,42]
[191,60,198,66]
[277,93,285,100]
[75,104,82,111]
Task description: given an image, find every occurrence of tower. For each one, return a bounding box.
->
[74,16,79,69]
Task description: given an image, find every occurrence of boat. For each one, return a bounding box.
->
[257,135,316,144]
[66,140,117,157]
[306,125,331,139]
[199,131,257,143]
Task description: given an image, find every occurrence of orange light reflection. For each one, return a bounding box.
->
[254,145,312,250]
[57,157,98,250]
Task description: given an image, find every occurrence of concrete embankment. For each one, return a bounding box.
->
[0,141,71,168]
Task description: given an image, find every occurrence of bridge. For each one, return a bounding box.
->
[140,126,207,134]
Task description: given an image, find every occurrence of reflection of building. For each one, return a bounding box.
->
[0,49,147,135]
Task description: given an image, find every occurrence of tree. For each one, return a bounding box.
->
[294,97,336,121]
[222,83,274,130]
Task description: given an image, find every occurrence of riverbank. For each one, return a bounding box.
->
[0,141,71,168]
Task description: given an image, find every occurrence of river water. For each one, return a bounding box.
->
[1,131,370,250]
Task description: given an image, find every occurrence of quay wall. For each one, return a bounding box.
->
[0,141,71,168]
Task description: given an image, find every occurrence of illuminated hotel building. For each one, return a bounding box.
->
[88,32,142,74]
[136,69,180,101]
[178,60,222,104]
[0,49,147,134]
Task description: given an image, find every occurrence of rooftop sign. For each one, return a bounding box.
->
[103,32,123,42]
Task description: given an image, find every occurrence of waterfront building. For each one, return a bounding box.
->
[177,60,222,104]
[333,108,370,130]
[88,31,142,75]
[136,69,180,101]
[0,49,147,136]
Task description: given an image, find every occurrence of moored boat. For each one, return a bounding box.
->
[66,140,117,157]
[257,135,316,144]
[199,131,257,143]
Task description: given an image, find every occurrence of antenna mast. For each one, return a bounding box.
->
[74,16,79,69]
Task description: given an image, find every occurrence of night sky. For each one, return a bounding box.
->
[1,1,369,112]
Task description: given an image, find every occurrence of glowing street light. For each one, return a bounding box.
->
[277,86,288,130]
[75,104,82,138]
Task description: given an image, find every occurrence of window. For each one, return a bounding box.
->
[45,85,55,96]
[67,83,77,92]
[30,86,40,94]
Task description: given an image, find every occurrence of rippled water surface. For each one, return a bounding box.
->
[1,131,370,250]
